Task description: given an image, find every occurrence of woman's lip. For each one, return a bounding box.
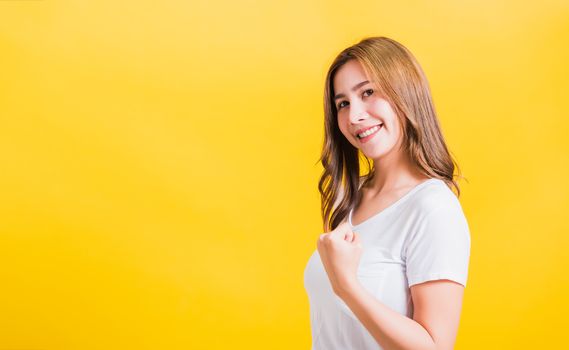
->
[357,124,382,143]
[355,124,382,136]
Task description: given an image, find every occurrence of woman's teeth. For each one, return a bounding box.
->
[357,124,382,139]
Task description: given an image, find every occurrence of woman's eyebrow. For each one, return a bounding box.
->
[334,80,370,101]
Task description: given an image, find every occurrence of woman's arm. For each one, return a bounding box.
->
[336,278,465,350]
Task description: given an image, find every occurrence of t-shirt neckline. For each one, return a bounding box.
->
[348,178,442,228]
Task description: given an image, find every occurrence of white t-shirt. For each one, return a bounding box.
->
[303,178,471,350]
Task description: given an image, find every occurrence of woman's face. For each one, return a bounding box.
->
[333,59,403,161]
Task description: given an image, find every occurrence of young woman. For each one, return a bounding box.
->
[303,37,471,350]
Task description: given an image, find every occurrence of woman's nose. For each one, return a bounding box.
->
[349,101,368,124]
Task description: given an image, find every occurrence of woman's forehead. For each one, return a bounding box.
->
[333,61,370,92]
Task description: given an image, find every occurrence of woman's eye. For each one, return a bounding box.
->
[337,89,373,110]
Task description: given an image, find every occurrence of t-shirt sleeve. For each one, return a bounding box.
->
[404,203,471,288]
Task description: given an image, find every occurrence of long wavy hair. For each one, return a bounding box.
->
[318,36,465,232]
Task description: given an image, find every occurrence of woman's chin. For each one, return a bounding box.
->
[362,150,385,160]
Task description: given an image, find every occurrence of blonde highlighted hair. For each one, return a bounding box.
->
[318,36,465,232]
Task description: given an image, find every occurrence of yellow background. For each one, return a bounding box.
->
[1,1,568,349]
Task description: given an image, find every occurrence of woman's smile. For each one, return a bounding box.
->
[357,124,383,143]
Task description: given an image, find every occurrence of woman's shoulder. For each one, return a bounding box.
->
[408,178,464,216]
[403,179,470,244]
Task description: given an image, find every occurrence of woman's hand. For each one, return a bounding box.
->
[317,222,363,297]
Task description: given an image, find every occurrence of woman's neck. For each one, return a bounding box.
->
[366,150,429,196]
